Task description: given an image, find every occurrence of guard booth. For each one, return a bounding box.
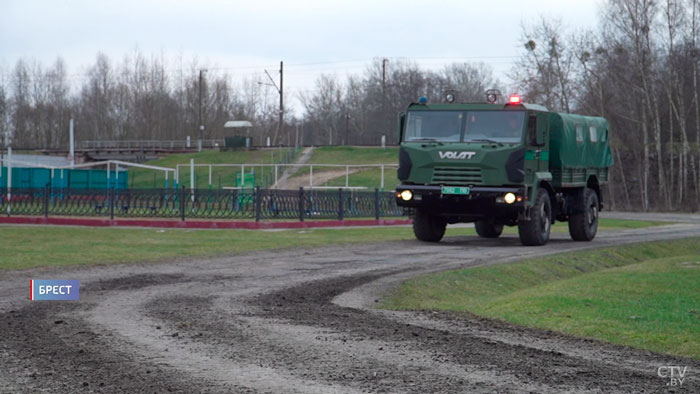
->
[223,120,253,150]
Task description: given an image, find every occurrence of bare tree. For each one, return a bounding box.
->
[10,59,31,148]
[439,63,499,102]
[662,0,695,207]
[691,0,700,208]
[0,73,8,149]
[300,74,343,145]
[600,0,664,210]
[513,18,574,112]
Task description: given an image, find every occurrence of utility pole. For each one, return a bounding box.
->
[198,69,207,151]
[381,58,389,141]
[295,123,299,148]
[279,61,284,146]
[345,114,350,146]
[263,61,284,145]
[69,118,75,166]
[382,58,388,97]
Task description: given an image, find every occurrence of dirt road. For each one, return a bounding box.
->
[1,212,699,393]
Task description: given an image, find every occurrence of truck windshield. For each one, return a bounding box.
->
[405,111,463,142]
[465,111,524,143]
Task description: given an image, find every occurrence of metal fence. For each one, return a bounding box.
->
[0,187,405,222]
[79,139,225,150]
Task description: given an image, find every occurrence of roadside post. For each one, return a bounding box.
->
[299,187,305,222]
[255,186,262,222]
[180,186,186,221]
[338,188,344,221]
[44,184,50,218]
[6,147,11,216]
[374,188,380,220]
[109,187,115,220]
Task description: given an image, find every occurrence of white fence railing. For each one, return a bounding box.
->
[173,163,398,190]
[1,147,397,191]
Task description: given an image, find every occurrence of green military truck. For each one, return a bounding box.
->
[395,93,613,246]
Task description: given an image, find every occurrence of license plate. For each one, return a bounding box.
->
[441,186,470,195]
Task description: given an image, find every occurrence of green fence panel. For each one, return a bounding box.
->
[1,167,51,188]
[0,167,128,190]
[68,170,89,189]
[235,173,255,188]
[52,170,68,189]
[29,168,51,188]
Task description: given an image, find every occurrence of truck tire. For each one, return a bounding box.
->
[475,219,503,238]
[568,188,599,241]
[517,188,552,246]
[413,209,446,242]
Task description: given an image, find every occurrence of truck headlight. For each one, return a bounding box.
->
[400,190,413,201]
[504,192,516,204]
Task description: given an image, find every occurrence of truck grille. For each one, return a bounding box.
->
[431,167,482,185]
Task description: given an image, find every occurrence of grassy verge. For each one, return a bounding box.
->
[0,225,429,272]
[509,218,669,234]
[381,237,700,359]
[307,146,398,164]
[0,218,667,272]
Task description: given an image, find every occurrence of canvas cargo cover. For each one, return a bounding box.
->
[548,112,613,170]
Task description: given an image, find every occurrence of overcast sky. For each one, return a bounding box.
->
[1,0,602,114]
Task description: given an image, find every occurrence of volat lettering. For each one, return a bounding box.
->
[438,151,476,160]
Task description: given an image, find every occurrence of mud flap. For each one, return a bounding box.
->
[518,206,531,221]
[567,187,586,215]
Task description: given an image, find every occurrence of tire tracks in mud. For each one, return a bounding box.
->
[1,213,700,393]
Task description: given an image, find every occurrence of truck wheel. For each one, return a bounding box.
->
[568,188,599,241]
[517,188,552,246]
[413,209,446,242]
[475,219,503,238]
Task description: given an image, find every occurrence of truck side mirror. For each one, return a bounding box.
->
[527,114,544,146]
[398,112,406,143]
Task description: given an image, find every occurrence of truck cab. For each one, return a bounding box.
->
[395,94,613,246]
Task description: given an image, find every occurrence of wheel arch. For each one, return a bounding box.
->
[586,175,602,208]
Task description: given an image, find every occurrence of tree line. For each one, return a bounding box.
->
[0,52,283,150]
[0,53,497,150]
[514,0,700,211]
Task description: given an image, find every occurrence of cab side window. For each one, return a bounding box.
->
[589,126,598,143]
[527,114,538,145]
[575,125,584,142]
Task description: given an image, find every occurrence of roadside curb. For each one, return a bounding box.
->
[0,216,412,230]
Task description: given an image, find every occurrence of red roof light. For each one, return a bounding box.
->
[508,95,521,104]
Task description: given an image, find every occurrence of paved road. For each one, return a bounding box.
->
[1,212,699,393]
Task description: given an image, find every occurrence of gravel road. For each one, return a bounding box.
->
[1,212,699,393]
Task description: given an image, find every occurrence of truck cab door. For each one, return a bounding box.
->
[526,113,549,172]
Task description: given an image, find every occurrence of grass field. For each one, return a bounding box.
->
[0,218,668,272]
[282,146,399,190]
[128,148,299,189]
[381,237,700,359]
[127,146,398,190]
[306,146,398,165]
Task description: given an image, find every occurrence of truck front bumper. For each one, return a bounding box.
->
[395,184,527,221]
